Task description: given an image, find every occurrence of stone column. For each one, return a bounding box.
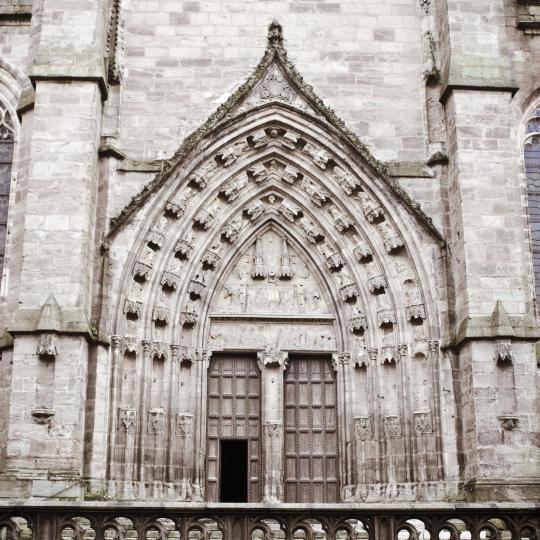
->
[192,348,210,501]
[332,352,353,492]
[257,347,287,503]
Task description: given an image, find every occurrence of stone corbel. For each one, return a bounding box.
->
[257,347,288,370]
[36,333,58,360]
[498,415,519,431]
[494,340,514,366]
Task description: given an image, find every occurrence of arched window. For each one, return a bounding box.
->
[524,106,540,302]
[0,101,14,280]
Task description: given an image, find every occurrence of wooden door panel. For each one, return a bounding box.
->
[284,356,338,503]
[206,354,261,502]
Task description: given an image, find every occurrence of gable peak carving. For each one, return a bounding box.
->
[107,22,442,245]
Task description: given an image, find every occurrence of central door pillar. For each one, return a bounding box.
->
[258,347,288,503]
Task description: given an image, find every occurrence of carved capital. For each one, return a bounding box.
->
[384,415,402,439]
[176,413,194,437]
[332,352,351,371]
[111,335,125,351]
[257,347,288,369]
[428,339,439,353]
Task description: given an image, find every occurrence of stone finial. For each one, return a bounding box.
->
[267,20,284,51]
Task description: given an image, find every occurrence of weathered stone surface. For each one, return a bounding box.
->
[0,1,538,517]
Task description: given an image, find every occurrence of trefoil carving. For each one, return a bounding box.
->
[248,163,269,183]
[189,160,218,189]
[220,174,248,202]
[356,190,384,223]
[282,130,300,150]
[152,342,168,362]
[348,306,367,334]
[317,242,344,270]
[368,275,387,294]
[353,241,373,262]
[258,65,292,103]
[161,270,180,291]
[201,243,224,269]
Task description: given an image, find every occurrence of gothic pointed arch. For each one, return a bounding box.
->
[104,21,448,503]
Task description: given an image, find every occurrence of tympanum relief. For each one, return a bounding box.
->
[210,229,336,351]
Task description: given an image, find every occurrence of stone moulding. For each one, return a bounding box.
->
[105,22,443,244]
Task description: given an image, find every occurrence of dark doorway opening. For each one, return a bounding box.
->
[220,439,248,502]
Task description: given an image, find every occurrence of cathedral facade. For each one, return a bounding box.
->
[0,0,539,538]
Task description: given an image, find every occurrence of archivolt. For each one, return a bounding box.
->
[110,104,441,359]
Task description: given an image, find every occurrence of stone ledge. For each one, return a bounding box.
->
[385,161,435,178]
[29,54,108,100]
[440,81,519,105]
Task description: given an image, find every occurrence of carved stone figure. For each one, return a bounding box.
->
[301,177,330,206]
[218,140,249,166]
[299,217,324,243]
[194,201,223,229]
[244,200,266,221]
[248,163,269,182]
[356,190,384,222]
[279,200,301,222]
[189,160,218,189]
[221,217,243,242]
[251,236,267,279]
[328,204,354,232]
[303,142,332,169]
[220,174,248,201]
[332,165,361,194]
[175,232,196,258]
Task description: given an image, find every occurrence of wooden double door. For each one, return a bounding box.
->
[206,353,338,503]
